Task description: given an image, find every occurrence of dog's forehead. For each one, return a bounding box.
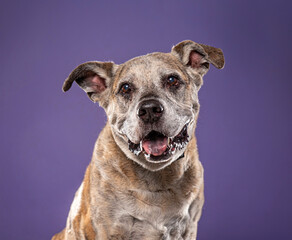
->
[113,52,188,89]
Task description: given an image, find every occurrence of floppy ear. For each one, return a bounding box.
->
[62,61,117,108]
[171,40,225,77]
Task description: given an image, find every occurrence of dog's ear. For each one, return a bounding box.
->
[171,40,225,76]
[62,61,117,107]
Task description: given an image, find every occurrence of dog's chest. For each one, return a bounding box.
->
[107,189,196,239]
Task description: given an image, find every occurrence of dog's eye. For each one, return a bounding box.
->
[119,83,132,95]
[167,76,180,87]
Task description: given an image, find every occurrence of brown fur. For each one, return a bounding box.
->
[52,229,65,240]
[52,40,224,240]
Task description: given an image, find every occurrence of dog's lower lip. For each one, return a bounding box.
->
[127,123,189,161]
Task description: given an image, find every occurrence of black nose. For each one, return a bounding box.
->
[137,100,164,123]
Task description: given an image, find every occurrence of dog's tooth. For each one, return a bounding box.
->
[133,149,142,156]
[171,144,176,154]
[171,144,176,152]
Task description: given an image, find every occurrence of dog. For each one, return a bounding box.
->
[52,40,224,240]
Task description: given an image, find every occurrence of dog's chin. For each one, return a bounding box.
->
[127,123,190,164]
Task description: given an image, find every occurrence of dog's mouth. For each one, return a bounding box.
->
[128,123,189,162]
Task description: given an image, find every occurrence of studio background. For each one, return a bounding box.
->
[0,0,291,239]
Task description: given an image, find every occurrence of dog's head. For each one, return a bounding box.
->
[63,40,224,171]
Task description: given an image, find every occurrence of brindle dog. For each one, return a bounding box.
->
[52,40,224,240]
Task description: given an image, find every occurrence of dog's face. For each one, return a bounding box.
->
[63,40,224,171]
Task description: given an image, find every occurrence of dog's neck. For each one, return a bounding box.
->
[92,123,201,193]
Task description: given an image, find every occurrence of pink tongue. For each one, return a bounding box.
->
[142,137,168,156]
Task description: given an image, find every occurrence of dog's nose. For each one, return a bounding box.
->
[137,100,164,123]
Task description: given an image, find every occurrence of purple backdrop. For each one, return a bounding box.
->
[0,0,291,239]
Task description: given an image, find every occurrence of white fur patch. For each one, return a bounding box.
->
[70,182,84,220]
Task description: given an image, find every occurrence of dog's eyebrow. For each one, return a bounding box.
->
[158,68,181,75]
[118,74,136,84]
